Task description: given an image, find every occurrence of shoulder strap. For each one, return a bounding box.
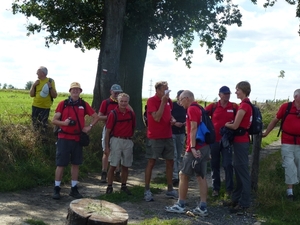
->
[277,102,292,137]
[210,102,217,116]
[110,110,118,136]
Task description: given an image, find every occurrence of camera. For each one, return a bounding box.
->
[69,119,76,126]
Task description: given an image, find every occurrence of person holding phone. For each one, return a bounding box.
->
[144,81,178,202]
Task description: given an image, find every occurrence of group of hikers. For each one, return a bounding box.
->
[30,66,300,217]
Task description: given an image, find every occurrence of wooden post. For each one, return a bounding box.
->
[66,199,128,225]
[250,132,262,192]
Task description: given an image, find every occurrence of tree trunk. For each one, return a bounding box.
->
[251,133,262,192]
[92,0,127,111]
[66,199,128,225]
[119,26,150,130]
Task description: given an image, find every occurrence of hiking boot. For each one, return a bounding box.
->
[165,190,178,199]
[229,204,248,214]
[144,190,154,202]
[223,200,238,207]
[69,185,83,199]
[212,190,219,197]
[165,203,186,214]
[100,171,107,183]
[193,206,208,217]
[52,186,61,200]
[106,186,113,194]
[120,186,132,195]
[114,171,121,182]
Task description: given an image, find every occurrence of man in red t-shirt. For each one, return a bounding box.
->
[104,93,136,195]
[165,90,210,216]
[98,84,123,183]
[263,88,300,201]
[144,81,178,202]
[205,86,237,197]
[51,82,99,200]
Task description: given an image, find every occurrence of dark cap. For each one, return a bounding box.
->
[219,86,231,94]
[177,90,184,97]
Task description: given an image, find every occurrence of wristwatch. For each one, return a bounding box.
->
[89,124,93,127]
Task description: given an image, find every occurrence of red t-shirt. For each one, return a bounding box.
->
[234,98,252,143]
[99,98,118,115]
[186,102,207,152]
[106,107,136,137]
[205,101,237,142]
[56,100,95,141]
[277,101,300,144]
[147,95,173,139]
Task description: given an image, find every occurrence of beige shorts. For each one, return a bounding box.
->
[109,137,133,167]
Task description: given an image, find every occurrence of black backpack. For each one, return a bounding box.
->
[277,102,292,137]
[191,104,216,144]
[246,101,263,135]
[109,109,135,137]
[53,98,86,136]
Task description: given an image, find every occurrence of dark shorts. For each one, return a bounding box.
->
[56,138,83,166]
[146,138,174,160]
[181,145,210,177]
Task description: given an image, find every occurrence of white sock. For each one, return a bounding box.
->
[71,180,78,187]
[287,188,293,195]
[55,181,61,187]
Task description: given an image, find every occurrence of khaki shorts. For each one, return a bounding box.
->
[146,138,174,160]
[109,137,133,167]
[180,145,210,177]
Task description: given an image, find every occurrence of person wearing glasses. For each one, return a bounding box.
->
[98,84,124,183]
[165,90,210,217]
[263,88,300,201]
[205,86,238,198]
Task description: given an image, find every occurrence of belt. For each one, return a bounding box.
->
[114,136,132,140]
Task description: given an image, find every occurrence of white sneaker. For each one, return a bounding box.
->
[193,206,208,217]
[144,190,154,202]
[165,203,186,214]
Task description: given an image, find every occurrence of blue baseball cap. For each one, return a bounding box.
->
[219,86,231,94]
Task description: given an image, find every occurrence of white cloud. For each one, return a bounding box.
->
[1,0,299,103]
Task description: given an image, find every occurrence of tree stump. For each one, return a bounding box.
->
[66,198,128,225]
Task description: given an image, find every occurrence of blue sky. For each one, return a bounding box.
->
[1,0,299,103]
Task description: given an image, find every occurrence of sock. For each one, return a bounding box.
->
[178,199,185,207]
[55,181,61,187]
[287,188,293,195]
[71,180,78,187]
[200,201,207,209]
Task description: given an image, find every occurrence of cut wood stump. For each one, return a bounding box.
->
[66,198,128,225]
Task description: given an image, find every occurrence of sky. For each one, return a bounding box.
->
[0,0,299,103]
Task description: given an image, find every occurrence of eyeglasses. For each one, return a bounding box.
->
[179,97,187,102]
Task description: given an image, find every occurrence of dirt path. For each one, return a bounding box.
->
[0,141,281,225]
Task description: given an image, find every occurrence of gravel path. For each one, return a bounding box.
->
[0,140,281,225]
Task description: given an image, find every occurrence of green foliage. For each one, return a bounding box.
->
[25,81,33,90]
[135,217,192,225]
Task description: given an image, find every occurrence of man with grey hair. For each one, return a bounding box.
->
[165,90,210,216]
[263,88,300,201]
[30,66,57,133]
[104,93,136,195]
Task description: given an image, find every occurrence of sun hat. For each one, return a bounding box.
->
[110,84,123,92]
[40,83,49,98]
[219,86,231,94]
[69,82,82,92]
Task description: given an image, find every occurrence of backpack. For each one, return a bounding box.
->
[48,78,54,102]
[191,104,216,144]
[245,101,263,135]
[109,109,134,137]
[53,98,86,136]
[277,102,292,137]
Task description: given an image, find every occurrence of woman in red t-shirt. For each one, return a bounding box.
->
[225,81,252,213]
